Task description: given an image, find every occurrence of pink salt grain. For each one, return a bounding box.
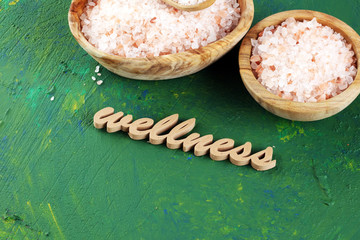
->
[251,17,357,103]
[81,0,240,58]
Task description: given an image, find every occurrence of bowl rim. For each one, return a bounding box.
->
[68,0,254,62]
[239,9,360,121]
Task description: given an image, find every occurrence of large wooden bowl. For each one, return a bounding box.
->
[239,10,360,121]
[69,0,254,80]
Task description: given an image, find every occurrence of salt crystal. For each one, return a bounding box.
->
[91,76,96,81]
[251,18,357,102]
[97,73,101,76]
[251,62,258,69]
[96,80,103,85]
[95,65,100,73]
[50,96,55,101]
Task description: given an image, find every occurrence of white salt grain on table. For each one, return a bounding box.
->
[251,18,357,103]
[81,0,240,58]
[96,80,103,85]
[95,65,100,73]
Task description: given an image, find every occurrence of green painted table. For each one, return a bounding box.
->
[1,0,360,239]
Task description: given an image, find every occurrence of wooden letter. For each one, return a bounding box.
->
[93,107,134,133]
[209,138,235,161]
[93,107,133,134]
[116,115,134,133]
[183,133,213,156]
[229,142,252,166]
[166,118,196,149]
[107,113,134,133]
[149,114,179,145]
[250,147,276,171]
[128,118,154,140]
[94,107,115,129]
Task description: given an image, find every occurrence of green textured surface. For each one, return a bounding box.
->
[1,0,360,239]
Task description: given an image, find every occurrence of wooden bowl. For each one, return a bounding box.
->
[239,10,360,121]
[68,0,254,80]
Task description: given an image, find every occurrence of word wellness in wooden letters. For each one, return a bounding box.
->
[94,107,277,171]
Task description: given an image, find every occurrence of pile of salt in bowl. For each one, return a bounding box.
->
[251,17,357,103]
[80,0,240,58]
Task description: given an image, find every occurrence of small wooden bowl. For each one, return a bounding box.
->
[68,0,254,80]
[239,10,360,121]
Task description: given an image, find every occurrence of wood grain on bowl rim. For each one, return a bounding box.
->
[162,0,216,12]
[68,0,254,80]
[239,10,360,121]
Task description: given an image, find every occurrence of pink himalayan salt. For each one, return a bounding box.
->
[80,0,240,58]
[251,17,357,103]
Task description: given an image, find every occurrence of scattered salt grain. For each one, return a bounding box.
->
[96,80,103,85]
[251,18,357,102]
[91,76,96,81]
[50,96,55,101]
[95,65,100,73]
[97,73,101,76]
[81,0,240,58]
